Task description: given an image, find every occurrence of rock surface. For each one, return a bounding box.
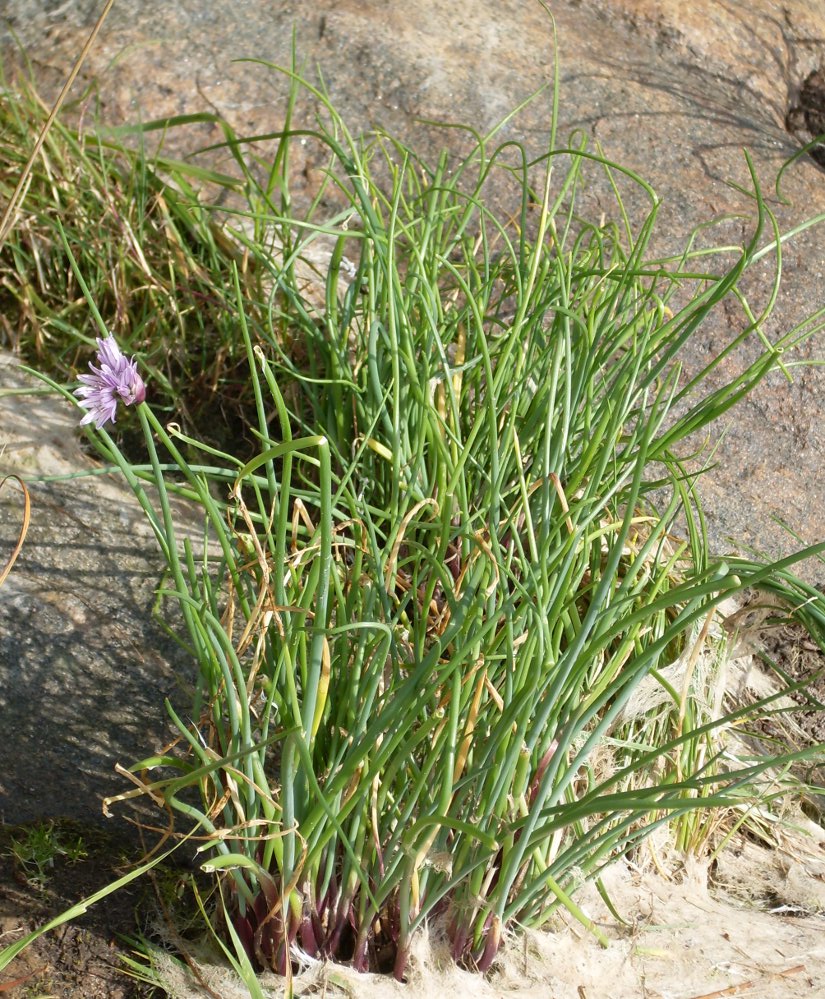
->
[0,353,190,829]
[0,0,824,827]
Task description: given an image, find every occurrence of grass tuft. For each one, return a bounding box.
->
[1,52,824,986]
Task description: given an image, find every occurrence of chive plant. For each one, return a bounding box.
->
[5,61,825,986]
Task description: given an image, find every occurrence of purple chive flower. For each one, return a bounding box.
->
[74,335,146,429]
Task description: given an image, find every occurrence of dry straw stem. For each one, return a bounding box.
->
[0,474,30,586]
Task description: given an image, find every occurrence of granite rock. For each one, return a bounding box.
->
[0,353,191,829]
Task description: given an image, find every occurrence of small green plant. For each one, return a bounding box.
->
[7,822,87,888]
[1,38,824,995]
[63,62,822,983]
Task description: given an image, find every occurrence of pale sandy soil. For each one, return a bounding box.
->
[150,846,825,999]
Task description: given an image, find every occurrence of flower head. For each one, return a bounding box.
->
[74,335,146,429]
